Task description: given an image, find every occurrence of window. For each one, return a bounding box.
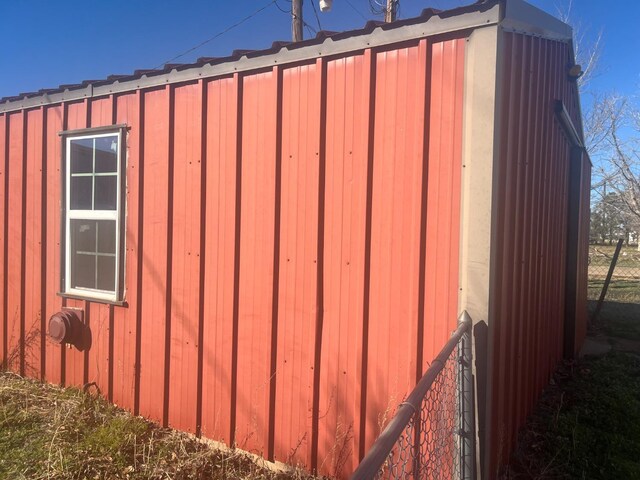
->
[62,129,125,303]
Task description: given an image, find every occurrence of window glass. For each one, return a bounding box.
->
[94,176,117,210]
[95,136,118,173]
[71,220,96,253]
[73,253,96,290]
[70,177,93,210]
[66,131,121,300]
[70,138,93,174]
[97,220,117,254]
[69,219,117,292]
[97,256,116,291]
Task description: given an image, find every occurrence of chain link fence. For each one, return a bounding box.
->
[377,345,460,479]
[588,242,640,324]
[352,313,474,480]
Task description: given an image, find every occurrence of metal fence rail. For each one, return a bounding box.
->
[352,312,475,480]
[588,241,640,323]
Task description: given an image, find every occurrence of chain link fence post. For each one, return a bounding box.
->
[459,311,476,480]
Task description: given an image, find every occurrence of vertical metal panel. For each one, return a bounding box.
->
[317,52,369,477]
[63,100,89,388]
[200,76,237,443]
[7,112,24,373]
[85,96,115,398]
[168,82,202,433]
[43,105,63,386]
[364,44,425,453]
[574,156,590,351]
[24,108,44,378]
[273,61,321,468]
[90,97,112,126]
[489,32,578,475]
[138,87,170,424]
[112,91,142,412]
[420,38,464,475]
[364,46,426,449]
[0,114,5,367]
[235,69,278,456]
[422,38,465,367]
[2,34,471,480]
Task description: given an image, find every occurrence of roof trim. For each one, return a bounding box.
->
[501,0,572,41]
[0,0,578,116]
[0,1,501,114]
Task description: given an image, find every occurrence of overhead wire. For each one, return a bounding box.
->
[274,0,291,14]
[309,0,323,31]
[345,0,369,21]
[303,20,318,35]
[153,0,277,69]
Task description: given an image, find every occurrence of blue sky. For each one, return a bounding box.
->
[0,0,638,100]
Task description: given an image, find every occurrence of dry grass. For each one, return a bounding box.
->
[0,372,323,480]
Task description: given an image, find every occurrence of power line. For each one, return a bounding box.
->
[154,0,277,69]
[303,20,318,35]
[304,23,316,38]
[310,0,323,31]
[274,0,291,14]
[345,0,369,21]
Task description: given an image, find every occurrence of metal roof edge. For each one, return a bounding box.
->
[500,0,587,146]
[0,2,501,115]
[500,0,573,41]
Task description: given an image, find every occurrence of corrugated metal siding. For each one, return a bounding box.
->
[489,32,582,474]
[44,105,64,386]
[0,38,465,477]
[112,91,141,412]
[7,112,24,374]
[318,51,370,476]
[0,114,5,370]
[200,76,237,443]
[64,100,89,390]
[574,155,591,352]
[139,86,170,425]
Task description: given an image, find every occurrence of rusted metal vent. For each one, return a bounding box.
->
[48,310,80,344]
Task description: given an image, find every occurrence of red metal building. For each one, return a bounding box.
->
[0,1,589,478]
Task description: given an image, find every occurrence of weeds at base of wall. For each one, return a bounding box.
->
[0,372,324,480]
[501,348,640,479]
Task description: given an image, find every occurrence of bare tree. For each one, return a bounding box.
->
[556,0,603,90]
[588,93,640,247]
[557,1,640,248]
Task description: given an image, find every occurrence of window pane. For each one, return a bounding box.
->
[70,219,96,253]
[73,253,96,290]
[94,176,117,210]
[70,139,93,174]
[95,136,118,173]
[70,176,92,210]
[97,220,116,254]
[97,256,116,291]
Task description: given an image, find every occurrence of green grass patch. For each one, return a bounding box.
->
[0,373,320,479]
[505,353,640,479]
[589,300,640,340]
[588,278,640,303]
[505,310,640,479]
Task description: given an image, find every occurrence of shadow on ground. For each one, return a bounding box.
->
[502,302,640,479]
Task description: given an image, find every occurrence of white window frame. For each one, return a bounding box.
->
[63,130,123,303]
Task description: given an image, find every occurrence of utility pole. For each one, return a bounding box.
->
[292,0,303,42]
[385,0,397,22]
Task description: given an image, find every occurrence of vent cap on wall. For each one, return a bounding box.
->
[48,309,82,344]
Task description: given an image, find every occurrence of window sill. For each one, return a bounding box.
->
[57,291,128,307]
